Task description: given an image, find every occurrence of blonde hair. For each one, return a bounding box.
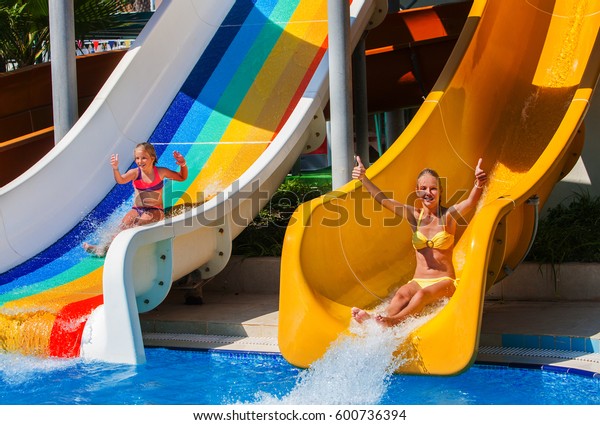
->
[416,168,440,187]
[135,142,157,165]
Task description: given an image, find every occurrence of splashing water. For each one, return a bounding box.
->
[254,301,447,405]
[0,353,77,386]
[79,201,132,252]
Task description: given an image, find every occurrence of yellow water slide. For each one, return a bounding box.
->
[279,0,600,375]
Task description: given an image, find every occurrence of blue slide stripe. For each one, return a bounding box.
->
[0,1,257,286]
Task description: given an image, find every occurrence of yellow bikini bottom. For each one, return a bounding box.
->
[412,276,458,289]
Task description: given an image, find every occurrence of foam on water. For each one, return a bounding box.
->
[254,300,446,405]
[0,353,77,386]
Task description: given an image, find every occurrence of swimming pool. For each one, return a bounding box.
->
[1,348,599,405]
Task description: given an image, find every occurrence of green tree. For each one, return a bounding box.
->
[0,0,132,71]
[0,1,48,70]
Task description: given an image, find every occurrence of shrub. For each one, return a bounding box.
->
[232,177,331,257]
[526,190,600,264]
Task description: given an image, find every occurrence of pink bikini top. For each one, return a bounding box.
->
[132,166,164,192]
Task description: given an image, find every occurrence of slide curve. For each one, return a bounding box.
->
[279,0,600,375]
[0,0,384,364]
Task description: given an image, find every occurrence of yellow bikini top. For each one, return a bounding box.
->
[412,209,455,250]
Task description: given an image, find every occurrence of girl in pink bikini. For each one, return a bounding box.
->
[83,142,188,256]
[351,156,487,327]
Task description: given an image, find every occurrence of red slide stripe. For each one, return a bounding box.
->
[48,295,104,358]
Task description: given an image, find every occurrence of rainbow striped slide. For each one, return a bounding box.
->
[0,0,383,363]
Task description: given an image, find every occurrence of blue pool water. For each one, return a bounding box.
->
[1,348,599,405]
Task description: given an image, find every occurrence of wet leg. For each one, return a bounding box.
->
[376,279,455,327]
[82,209,139,256]
[384,281,420,317]
[82,242,108,257]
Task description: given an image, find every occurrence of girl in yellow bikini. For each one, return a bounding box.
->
[351,156,487,327]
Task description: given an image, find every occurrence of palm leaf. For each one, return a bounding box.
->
[74,0,131,41]
[0,2,48,67]
[0,0,133,69]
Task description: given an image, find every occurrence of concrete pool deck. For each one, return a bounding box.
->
[140,257,600,375]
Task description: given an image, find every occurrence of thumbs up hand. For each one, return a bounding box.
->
[352,155,367,181]
[474,158,487,189]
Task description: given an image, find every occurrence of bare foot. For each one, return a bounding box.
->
[351,307,372,323]
[82,242,107,257]
[374,314,399,327]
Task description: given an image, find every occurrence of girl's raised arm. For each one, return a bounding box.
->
[353,156,412,219]
[111,153,137,184]
[159,151,188,182]
[448,158,487,218]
